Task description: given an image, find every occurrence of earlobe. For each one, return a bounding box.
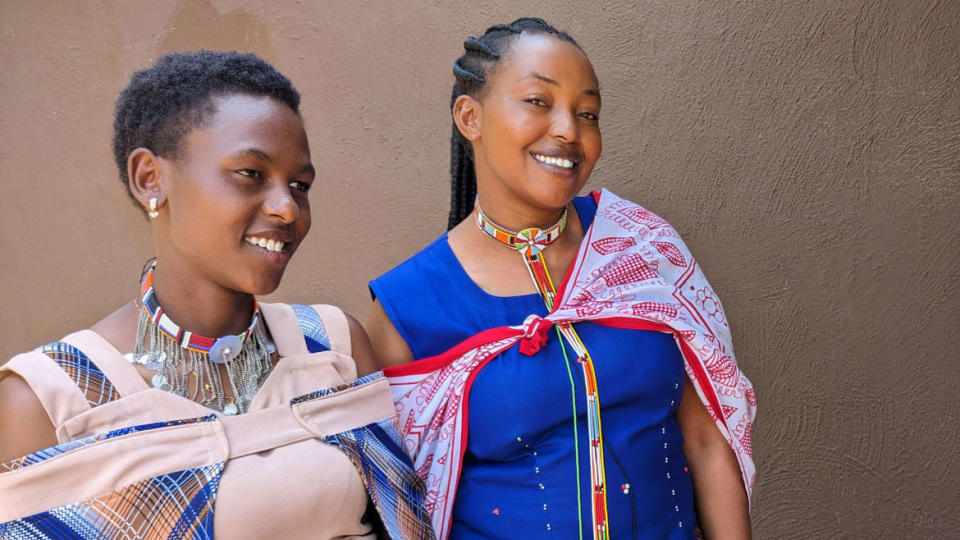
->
[127,148,166,214]
[453,95,482,142]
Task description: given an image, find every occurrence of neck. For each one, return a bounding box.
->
[475,191,569,233]
[149,259,256,339]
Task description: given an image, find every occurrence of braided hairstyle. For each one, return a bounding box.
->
[447,18,582,230]
[113,51,300,213]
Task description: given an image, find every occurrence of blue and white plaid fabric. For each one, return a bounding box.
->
[293,373,435,540]
[291,304,331,353]
[0,416,223,540]
[37,341,118,407]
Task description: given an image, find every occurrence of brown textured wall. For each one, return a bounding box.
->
[1,1,957,537]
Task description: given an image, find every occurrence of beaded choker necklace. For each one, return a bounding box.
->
[474,199,567,260]
[131,261,273,415]
[475,200,569,307]
[474,200,611,540]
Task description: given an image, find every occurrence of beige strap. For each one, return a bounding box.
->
[230,376,395,457]
[61,330,149,397]
[220,404,313,458]
[57,388,210,442]
[260,302,308,357]
[0,419,228,522]
[313,304,352,356]
[293,376,395,438]
[0,352,90,433]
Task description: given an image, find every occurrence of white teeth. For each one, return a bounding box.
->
[245,236,286,253]
[533,153,575,169]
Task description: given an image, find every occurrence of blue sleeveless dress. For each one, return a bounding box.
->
[371,197,698,539]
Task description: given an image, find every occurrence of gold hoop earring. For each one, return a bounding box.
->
[148,197,160,219]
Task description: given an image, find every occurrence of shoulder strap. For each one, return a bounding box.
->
[310,304,351,356]
[0,334,131,435]
[61,331,149,396]
[260,302,308,357]
[0,351,90,431]
[260,303,351,357]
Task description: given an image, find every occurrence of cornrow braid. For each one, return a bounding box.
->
[447,18,582,230]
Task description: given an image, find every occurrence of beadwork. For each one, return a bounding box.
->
[474,200,611,540]
[132,261,273,415]
[474,199,567,259]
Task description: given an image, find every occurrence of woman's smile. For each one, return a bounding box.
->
[529,150,583,182]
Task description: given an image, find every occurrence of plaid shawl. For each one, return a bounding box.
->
[0,304,434,540]
[385,189,756,539]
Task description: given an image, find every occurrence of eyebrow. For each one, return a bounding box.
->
[234,148,315,175]
[521,71,601,98]
[523,71,560,86]
[234,148,273,162]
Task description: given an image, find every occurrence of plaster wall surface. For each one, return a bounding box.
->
[1,1,957,537]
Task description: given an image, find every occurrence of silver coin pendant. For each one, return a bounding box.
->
[151,373,171,392]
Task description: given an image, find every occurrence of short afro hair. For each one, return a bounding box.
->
[112,51,301,208]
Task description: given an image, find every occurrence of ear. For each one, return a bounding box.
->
[452,94,482,143]
[127,147,166,213]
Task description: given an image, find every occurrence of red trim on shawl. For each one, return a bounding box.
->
[382,326,522,377]
[446,350,503,538]
[592,317,728,432]
[589,189,602,204]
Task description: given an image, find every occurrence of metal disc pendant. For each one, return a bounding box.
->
[123,352,136,364]
[210,335,243,365]
[222,402,239,416]
[151,372,171,392]
[144,351,165,371]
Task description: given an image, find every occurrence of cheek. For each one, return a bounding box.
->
[298,204,312,238]
[584,131,603,163]
[489,107,538,153]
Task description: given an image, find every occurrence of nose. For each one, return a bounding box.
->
[549,109,578,143]
[263,183,298,224]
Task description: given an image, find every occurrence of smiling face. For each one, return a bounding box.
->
[468,32,602,212]
[157,93,314,295]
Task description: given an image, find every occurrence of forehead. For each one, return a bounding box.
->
[182,94,309,159]
[495,33,598,89]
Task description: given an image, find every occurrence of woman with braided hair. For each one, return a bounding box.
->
[368,18,753,539]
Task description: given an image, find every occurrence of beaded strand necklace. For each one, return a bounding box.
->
[474,200,611,540]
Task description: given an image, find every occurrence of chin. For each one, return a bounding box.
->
[530,185,582,210]
[245,269,287,296]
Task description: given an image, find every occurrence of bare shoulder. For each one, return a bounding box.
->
[89,302,139,355]
[365,300,414,369]
[0,373,58,463]
[344,312,379,377]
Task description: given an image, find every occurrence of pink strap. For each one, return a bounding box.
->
[260,303,309,357]
[0,352,90,434]
[61,331,148,396]
[312,304,351,356]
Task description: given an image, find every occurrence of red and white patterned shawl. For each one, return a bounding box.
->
[384,189,756,539]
